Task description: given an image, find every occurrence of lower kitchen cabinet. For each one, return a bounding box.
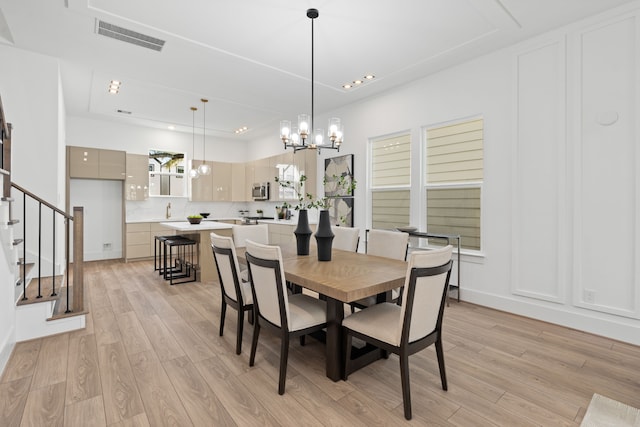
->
[125,222,176,261]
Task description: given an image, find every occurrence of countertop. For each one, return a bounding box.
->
[160,221,235,231]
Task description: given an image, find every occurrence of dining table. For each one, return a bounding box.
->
[238,244,408,381]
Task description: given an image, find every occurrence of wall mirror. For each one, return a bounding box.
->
[148,150,186,197]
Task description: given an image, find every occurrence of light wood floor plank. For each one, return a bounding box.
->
[162,356,236,426]
[116,311,153,356]
[137,314,186,362]
[20,381,65,427]
[195,356,281,427]
[2,259,639,425]
[128,350,194,427]
[31,334,69,390]
[97,341,145,425]
[63,395,106,427]
[65,333,101,405]
[0,377,31,426]
[0,340,41,383]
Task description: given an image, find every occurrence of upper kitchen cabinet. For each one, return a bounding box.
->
[125,153,149,201]
[68,146,126,180]
[211,161,232,201]
[231,163,247,202]
[253,157,272,184]
[190,159,213,201]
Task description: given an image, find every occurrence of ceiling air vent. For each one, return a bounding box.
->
[96,20,165,52]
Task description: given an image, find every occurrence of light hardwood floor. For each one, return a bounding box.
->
[1,258,639,426]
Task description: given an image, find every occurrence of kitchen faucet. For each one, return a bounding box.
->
[166,202,171,219]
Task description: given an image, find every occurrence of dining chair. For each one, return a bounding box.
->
[245,239,327,395]
[330,226,360,252]
[232,224,269,248]
[352,229,409,309]
[342,245,454,420]
[210,232,253,355]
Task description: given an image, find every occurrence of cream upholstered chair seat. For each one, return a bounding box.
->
[342,245,454,420]
[210,232,253,355]
[245,239,327,395]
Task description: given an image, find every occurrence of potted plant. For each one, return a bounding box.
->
[256,209,264,218]
[275,175,317,255]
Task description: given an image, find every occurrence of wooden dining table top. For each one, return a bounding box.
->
[238,245,408,303]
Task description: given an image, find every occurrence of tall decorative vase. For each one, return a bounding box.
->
[315,210,334,261]
[294,209,312,255]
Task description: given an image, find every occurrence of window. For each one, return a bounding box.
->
[148,150,186,197]
[370,133,411,230]
[425,118,483,250]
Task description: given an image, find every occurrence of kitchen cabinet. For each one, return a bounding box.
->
[125,153,149,201]
[302,149,318,200]
[190,159,213,201]
[211,161,232,201]
[190,160,234,202]
[68,146,126,180]
[125,222,176,261]
[244,160,256,200]
[231,163,247,202]
[253,157,272,184]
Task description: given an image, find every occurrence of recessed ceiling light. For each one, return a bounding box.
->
[353,80,363,85]
[108,80,121,94]
[234,126,249,134]
[364,74,375,80]
[342,83,352,89]
[168,125,175,130]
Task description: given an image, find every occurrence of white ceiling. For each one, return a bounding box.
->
[0,0,634,141]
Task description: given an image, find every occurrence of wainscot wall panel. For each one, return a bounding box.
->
[512,39,566,303]
[575,15,638,318]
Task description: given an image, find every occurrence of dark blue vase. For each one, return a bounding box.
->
[294,209,312,255]
[314,210,334,261]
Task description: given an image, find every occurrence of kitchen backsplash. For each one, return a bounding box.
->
[125,198,317,222]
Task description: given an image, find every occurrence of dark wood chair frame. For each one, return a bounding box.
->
[343,260,453,420]
[211,244,253,355]
[246,252,327,395]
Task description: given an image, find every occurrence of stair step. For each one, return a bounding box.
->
[1,196,14,202]
[7,219,19,225]
[16,275,64,306]
[16,262,35,286]
[12,238,23,246]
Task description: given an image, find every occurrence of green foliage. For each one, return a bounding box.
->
[276,173,357,211]
[187,214,203,219]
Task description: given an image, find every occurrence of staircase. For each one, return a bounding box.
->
[1,94,86,341]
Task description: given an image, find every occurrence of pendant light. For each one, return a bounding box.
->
[188,106,199,179]
[197,98,211,175]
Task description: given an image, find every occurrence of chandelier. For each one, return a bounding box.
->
[280,8,342,153]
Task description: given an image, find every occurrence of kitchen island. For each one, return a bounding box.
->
[161,221,234,282]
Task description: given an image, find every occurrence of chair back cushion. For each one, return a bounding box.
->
[232,224,269,248]
[399,245,453,343]
[368,229,409,260]
[245,240,289,327]
[331,226,360,252]
[210,232,243,302]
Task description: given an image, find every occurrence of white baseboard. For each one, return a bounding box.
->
[460,289,640,346]
[0,325,16,380]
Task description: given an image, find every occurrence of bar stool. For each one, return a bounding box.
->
[155,234,189,275]
[163,236,197,285]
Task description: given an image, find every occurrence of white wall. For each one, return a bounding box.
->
[0,44,67,374]
[249,5,640,344]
